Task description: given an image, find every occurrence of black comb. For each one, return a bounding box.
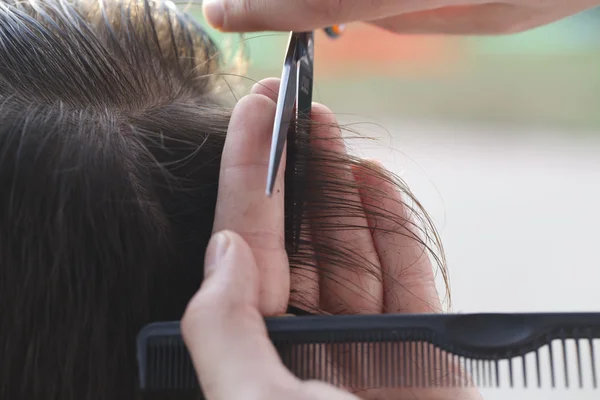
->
[137,312,600,393]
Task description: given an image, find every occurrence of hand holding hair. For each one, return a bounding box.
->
[181,80,483,399]
[202,0,600,35]
[180,86,356,399]
[181,230,360,400]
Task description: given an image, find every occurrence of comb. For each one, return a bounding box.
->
[137,312,600,393]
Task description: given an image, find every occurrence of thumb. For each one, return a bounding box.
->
[182,230,297,400]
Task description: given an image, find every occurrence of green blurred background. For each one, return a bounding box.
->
[189,6,600,130]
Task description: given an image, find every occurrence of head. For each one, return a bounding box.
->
[0,0,446,399]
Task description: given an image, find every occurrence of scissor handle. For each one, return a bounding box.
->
[324,24,345,38]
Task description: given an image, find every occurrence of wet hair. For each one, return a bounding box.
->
[0,0,447,399]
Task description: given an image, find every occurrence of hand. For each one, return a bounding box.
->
[181,230,360,400]
[202,0,600,35]
[180,86,360,399]
[181,78,481,399]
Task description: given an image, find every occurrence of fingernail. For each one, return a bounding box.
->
[204,231,230,276]
[203,0,224,30]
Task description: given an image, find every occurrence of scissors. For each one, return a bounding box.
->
[265,26,344,196]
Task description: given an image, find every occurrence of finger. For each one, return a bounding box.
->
[202,0,465,33]
[252,78,321,314]
[212,94,289,317]
[251,80,322,315]
[352,160,441,314]
[182,231,298,400]
[371,4,539,35]
[309,103,383,315]
[250,78,280,102]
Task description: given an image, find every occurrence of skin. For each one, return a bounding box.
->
[181,79,482,399]
[202,0,600,35]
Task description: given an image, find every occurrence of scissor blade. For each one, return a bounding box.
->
[266,34,298,196]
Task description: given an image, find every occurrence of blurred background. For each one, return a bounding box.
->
[190,6,600,398]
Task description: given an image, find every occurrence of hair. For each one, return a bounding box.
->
[0,0,447,399]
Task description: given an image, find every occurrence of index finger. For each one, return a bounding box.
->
[352,160,443,314]
[212,94,289,317]
[202,0,463,32]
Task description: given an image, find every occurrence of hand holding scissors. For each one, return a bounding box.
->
[203,0,599,35]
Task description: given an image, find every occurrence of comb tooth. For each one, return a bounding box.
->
[535,348,542,388]
[414,341,419,388]
[298,343,304,381]
[339,341,344,388]
[548,338,556,388]
[462,357,468,387]
[509,357,514,388]
[323,338,328,384]
[488,359,493,388]
[438,349,443,388]
[394,339,400,388]
[158,342,164,390]
[379,334,384,388]
[374,336,379,388]
[446,347,450,388]
[168,340,174,389]
[469,358,473,388]
[389,340,394,387]
[589,335,598,389]
[342,342,346,387]
[164,340,169,389]
[384,340,389,387]
[311,343,315,382]
[451,352,456,388]
[357,340,362,388]
[433,343,438,387]
[420,340,426,388]
[176,343,182,389]
[575,336,583,388]
[468,357,473,388]
[166,340,172,389]
[459,354,464,387]
[424,340,430,387]
[355,341,360,389]
[322,338,327,384]
[406,340,411,388]
[294,342,299,380]
[476,358,482,388]
[414,340,419,388]
[561,334,569,388]
[495,359,500,388]
[320,339,324,383]
[482,359,487,388]
[522,355,528,388]
[292,341,297,379]
[409,341,419,387]
[165,341,170,390]
[367,340,372,389]
[427,342,433,387]
[306,342,311,381]
[332,336,336,385]
[402,340,410,387]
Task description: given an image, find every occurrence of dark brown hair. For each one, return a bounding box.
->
[0,0,447,399]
